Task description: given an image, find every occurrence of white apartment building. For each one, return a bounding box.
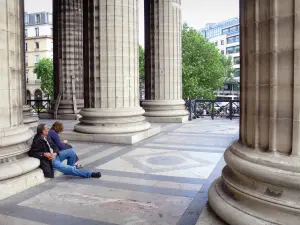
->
[25,11,53,101]
[200,18,240,99]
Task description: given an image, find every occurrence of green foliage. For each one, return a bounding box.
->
[182,22,234,99]
[33,58,54,99]
[139,45,145,80]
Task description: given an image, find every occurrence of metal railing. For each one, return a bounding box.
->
[26,99,51,115]
[186,99,240,121]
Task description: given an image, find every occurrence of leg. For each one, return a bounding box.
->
[52,158,92,178]
[58,148,77,166]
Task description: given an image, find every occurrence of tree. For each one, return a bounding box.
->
[182,22,233,99]
[34,58,54,99]
[139,45,145,80]
[221,55,235,78]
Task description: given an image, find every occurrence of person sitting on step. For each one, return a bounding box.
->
[48,121,82,168]
[29,124,101,179]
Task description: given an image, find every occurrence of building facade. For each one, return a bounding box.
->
[25,11,53,101]
[200,18,240,98]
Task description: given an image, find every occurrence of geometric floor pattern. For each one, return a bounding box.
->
[0,118,239,225]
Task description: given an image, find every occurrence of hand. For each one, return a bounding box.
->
[63,140,68,144]
[44,152,52,160]
[49,153,57,160]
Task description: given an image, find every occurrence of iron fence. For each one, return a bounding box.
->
[186,99,240,121]
[26,100,51,115]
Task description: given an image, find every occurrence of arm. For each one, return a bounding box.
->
[28,137,48,160]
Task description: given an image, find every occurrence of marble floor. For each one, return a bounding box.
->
[0,118,239,225]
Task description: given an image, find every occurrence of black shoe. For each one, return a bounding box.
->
[91,172,101,178]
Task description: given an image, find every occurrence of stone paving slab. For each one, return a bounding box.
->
[0,118,239,225]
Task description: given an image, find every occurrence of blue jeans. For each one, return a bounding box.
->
[51,148,92,178]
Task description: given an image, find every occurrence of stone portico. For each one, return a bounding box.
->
[1,0,300,224]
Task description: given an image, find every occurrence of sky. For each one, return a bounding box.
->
[24,0,239,46]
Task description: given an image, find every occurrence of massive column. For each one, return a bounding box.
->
[53,0,84,120]
[68,0,160,144]
[142,0,188,123]
[207,0,300,224]
[0,0,44,200]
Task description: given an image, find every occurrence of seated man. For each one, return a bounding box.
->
[29,124,101,179]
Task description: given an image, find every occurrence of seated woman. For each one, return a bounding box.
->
[48,121,82,168]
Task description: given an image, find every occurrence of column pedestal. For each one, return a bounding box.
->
[143,100,188,123]
[62,108,160,144]
[0,126,45,201]
[23,105,39,129]
[208,143,300,225]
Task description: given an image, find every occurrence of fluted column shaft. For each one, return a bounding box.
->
[207,1,300,224]
[53,0,84,117]
[74,0,150,134]
[142,0,187,123]
[0,0,43,200]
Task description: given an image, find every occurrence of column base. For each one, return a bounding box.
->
[0,168,45,201]
[74,107,151,134]
[207,142,300,225]
[43,99,84,120]
[23,105,39,129]
[145,115,188,123]
[61,124,161,145]
[196,204,226,225]
[142,100,188,123]
[39,113,80,120]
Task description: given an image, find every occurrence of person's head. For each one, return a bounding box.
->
[51,121,64,133]
[37,124,49,136]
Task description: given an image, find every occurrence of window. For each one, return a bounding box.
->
[221,40,224,45]
[233,57,240,65]
[35,42,39,49]
[35,55,40,63]
[227,35,240,44]
[25,43,27,51]
[35,14,41,24]
[25,29,27,38]
[35,27,39,36]
[221,50,225,55]
[226,45,240,54]
[25,56,28,66]
[25,15,29,25]
[222,25,240,35]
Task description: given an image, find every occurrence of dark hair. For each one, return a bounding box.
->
[51,121,64,133]
[37,124,46,135]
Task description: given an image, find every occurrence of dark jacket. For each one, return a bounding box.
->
[28,134,60,178]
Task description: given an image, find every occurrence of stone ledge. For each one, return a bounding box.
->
[145,115,188,123]
[0,169,45,201]
[196,204,227,225]
[60,124,161,145]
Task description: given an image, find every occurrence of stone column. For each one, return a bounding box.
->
[0,0,44,200]
[71,0,155,141]
[207,0,300,224]
[142,0,188,123]
[52,0,84,120]
[21,0,38,129]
